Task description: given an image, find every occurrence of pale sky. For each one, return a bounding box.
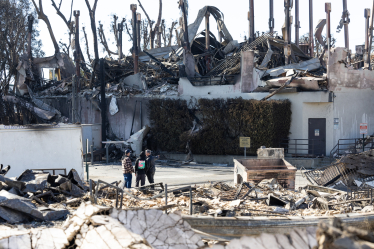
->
[37,0,373,58]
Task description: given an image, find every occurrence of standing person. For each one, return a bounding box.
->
[134,151,147,187]
[145,150,159,188]
[122,149,134,188]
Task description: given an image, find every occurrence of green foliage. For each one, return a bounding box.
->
[148,98,291,155]
[148,99,194,152]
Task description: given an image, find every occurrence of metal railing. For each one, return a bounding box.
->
[280,138,326,157]
[330,137,374,161]
[188,75,237,86]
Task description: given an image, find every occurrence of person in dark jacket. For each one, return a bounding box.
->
[121,149,134,188]
[134,151,147,187]
[145,150,159,188]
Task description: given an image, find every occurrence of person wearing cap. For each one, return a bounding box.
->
[134,151,147,187]
[122,149,134,188]
[145,150,159,188]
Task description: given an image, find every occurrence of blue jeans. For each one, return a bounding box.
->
[123,173,132,188]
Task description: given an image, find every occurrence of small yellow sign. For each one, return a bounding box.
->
[240,137,251,148]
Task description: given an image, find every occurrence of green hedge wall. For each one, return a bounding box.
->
[147,99,194,152]
[148,98,291,155]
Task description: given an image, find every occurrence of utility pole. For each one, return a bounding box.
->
[74,10,80,91]
[131,4,139,73]
[309,0,314,57]
[295,0,300,46]
[269,0,274,33]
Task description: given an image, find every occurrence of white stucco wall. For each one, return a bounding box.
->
[0,124,83,178]
[332,87,374,146]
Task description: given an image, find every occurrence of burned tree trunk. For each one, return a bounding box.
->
[137,0,162,49]
[85,0,99,61]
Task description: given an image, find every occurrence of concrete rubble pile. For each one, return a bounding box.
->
[315,218,374,249]
[208,227,318,249]
[95,177,373,219]
[0,201,205,249]
[0,168,88,224]
[304,149,374,190]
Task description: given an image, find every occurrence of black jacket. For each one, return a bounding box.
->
[146,155,158,173]
[135,152,147,175]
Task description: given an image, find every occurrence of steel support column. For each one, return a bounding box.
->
[205,12,211,72]
[284,0,291,64]
[342,0,350,51]
[295,0,300,46]
[137,13,141,52]
[269,0,274,33]
[365,9,371,68]
[326,3,331,71]
[309,0,314,57]
[368,0,374,69]
[27,15,33,59]
[131,4,139,73]
[118,20,123,61]
[100,59,107,147]
[74,10,80,91]
[249,0,255,42]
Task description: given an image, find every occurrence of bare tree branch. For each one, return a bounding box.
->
[124,21,133,40]
[82,27,92,62]
[167,21,177,47]
[32,0,60,54]
[51,0,70,30]
[98,23,117,56]
[137,0,152,24]
[112,15,119,46]
[85,0,99,60]
[68,0,74,23]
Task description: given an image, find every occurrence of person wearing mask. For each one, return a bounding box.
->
[121,149,134,188]
[134,151,147,187]
[145,150,159,188]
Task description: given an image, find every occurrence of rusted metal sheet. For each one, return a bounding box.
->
[234,158,297,189]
